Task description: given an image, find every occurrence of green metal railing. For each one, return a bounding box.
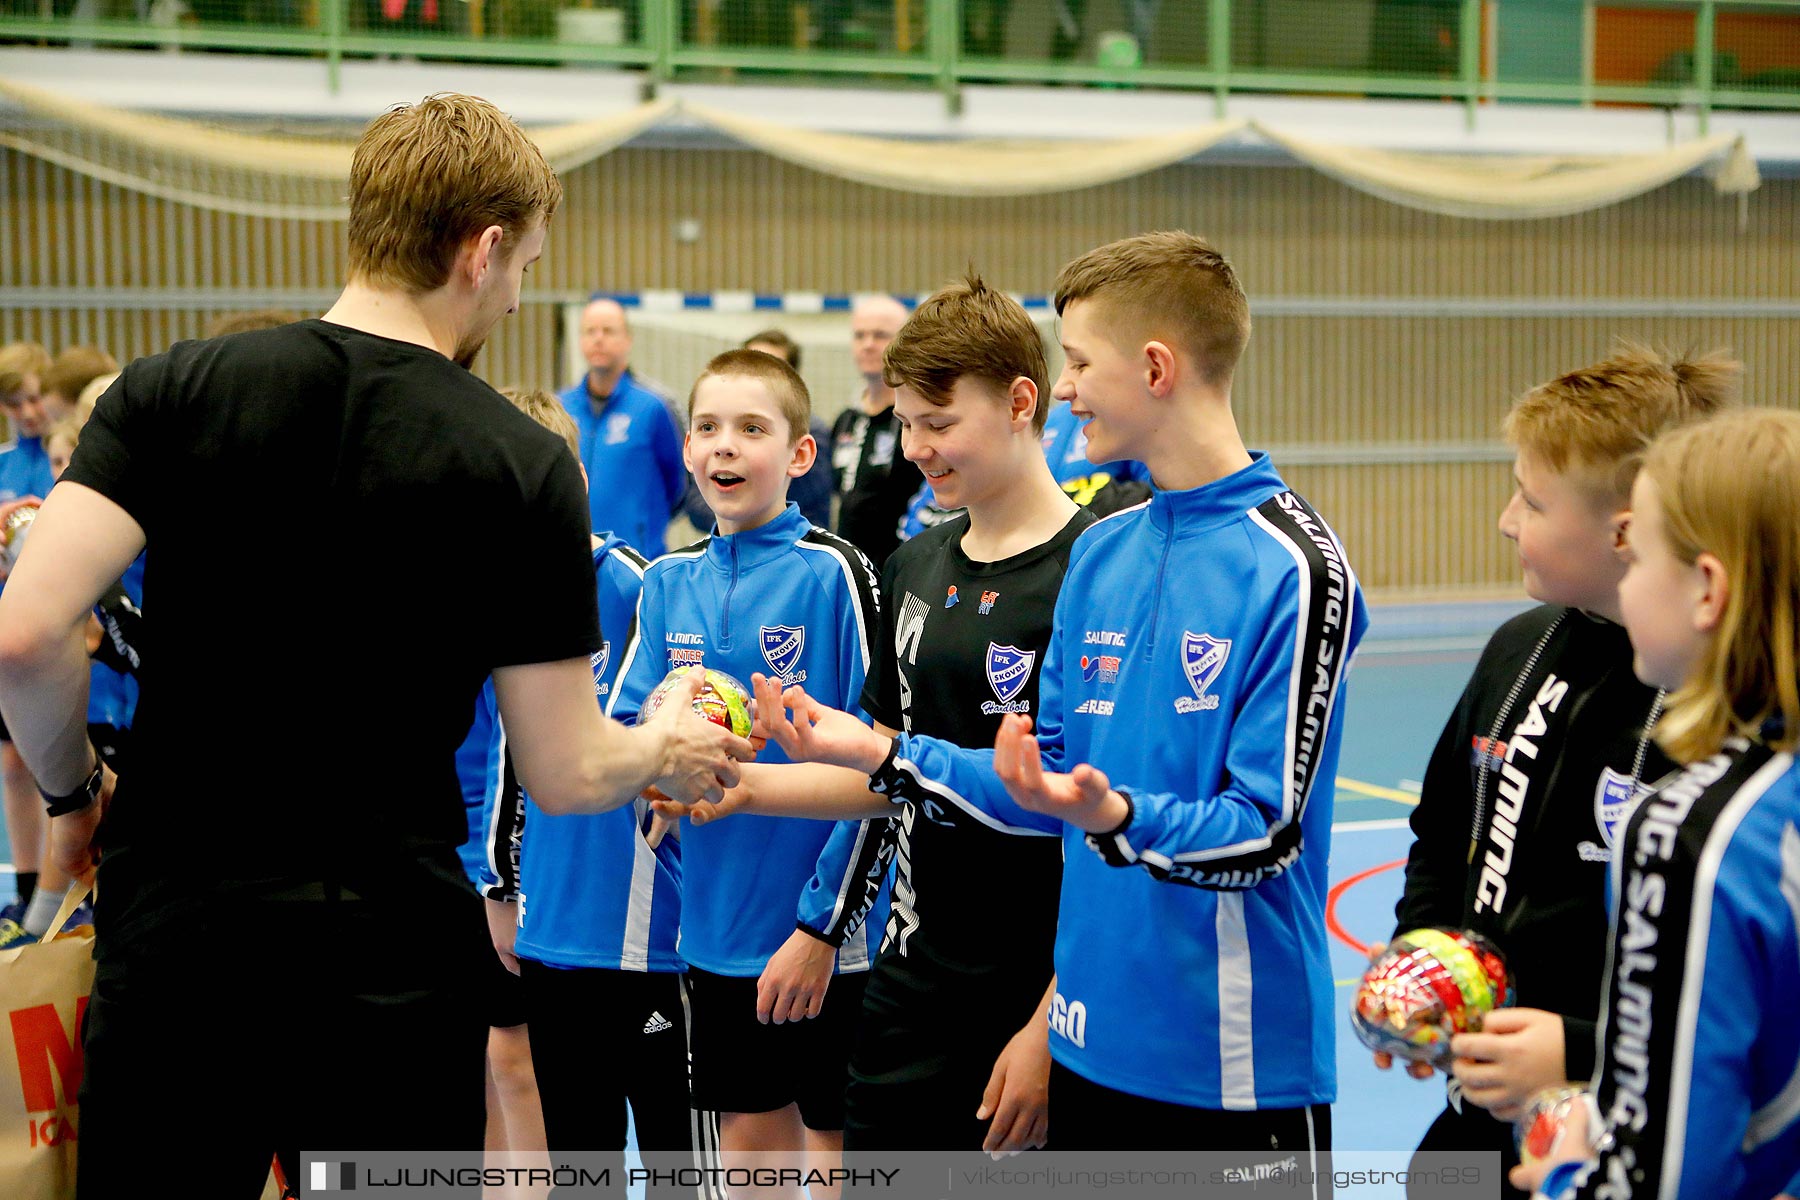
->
[3,0,1797,120]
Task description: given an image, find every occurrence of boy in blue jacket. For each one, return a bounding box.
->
[608,349,889,1173]
[455,388,693,1193]
[748,232,1367,1164]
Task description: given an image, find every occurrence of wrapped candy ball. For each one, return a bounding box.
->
[1351,928,1514,1066]
[1515,1086,1600,1170]
[640,667,754,740]
[0,503,38,572]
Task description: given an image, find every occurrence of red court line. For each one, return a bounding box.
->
[1326,858,1407,957]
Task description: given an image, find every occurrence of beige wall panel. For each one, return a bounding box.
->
[2,144,1793,595]
[1277,462,1521,595]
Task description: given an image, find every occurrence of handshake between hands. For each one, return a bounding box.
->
[650,673,1131,835]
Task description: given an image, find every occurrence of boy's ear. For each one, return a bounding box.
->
[1693,551,1730,634]
[1008,377,1039,429]
[787,431,817,479]
[1143,340,1176,398]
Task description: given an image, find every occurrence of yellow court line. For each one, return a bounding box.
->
[1336,776,1421,806]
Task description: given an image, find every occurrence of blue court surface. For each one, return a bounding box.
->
[1328,600,1528,1152]
[0,599,1527,1158]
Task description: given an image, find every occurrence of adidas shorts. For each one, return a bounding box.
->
[685,965,866,1130]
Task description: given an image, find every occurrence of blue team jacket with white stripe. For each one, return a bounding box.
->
[1541,737,1800,1200]
[459,534,685,970]
[880,453,1366,1110]
[609,503,892,977]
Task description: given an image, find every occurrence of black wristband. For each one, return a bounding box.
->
[866,738,906,797]
[1083,790,1138,867]
[41,751,103,817]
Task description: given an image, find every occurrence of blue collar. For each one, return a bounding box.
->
[1146,451,1285,536]
[703,502,812,570]
[588,369,639,408]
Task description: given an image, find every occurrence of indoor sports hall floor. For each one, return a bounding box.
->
[0,598,1529,1153]
[1328,599,1529,1151]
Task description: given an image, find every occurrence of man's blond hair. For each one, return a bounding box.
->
[687,349,811,443]
[499,387,580,460]
[1642,410,1800,763]
[348,94,562,293]
[1504,344,1740,505]
[1054,231,1251,388]
[884,272,1051,433]
[0,343,51,398]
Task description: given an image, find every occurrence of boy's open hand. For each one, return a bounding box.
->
[751,672,890,774]
[977,1016,1051,1157]
[645,667,754,805]
[993,714,1128,833]
[756,929,834,1024]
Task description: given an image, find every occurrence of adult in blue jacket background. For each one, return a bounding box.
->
[560,298,685,553]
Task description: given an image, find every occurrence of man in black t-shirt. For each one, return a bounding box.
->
[831,295,920,570]
[0,95,747,1198]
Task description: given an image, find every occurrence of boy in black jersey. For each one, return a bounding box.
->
[1384,345,1739,1194]
[660,274,1092,1153]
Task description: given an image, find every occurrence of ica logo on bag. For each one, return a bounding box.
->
[11,998,87,1146]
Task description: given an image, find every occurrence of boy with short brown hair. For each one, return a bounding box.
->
[660,277,1088,1152]
[741,233,1367,1162]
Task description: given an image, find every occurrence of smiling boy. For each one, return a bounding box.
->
[745,232,1368,1161]
[607,349,889,1179]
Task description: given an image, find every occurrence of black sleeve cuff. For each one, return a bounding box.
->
[867,739,907,799]
[794,921,843,948]
[1083,790,1138,867]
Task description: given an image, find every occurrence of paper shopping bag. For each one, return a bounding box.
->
[0,887,95,1200]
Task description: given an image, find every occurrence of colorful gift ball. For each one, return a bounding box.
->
[641,668,754,740]
[0,503,38,571]
[1351,928,1514,1066]
[1515,1086,1599,1170]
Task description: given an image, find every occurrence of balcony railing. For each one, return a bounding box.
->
[2,0,1797,123]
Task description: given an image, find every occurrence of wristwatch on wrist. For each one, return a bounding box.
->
[41,752,103,817]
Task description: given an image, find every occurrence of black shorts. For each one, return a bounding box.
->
[484,950,526,1028]
[685,966,865,1130]
[519,962,696,1157]
[844,994,1028,1151]
[1049,1060,1331,1155]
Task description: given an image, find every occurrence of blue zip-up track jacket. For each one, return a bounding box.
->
[1540,737,1800,1200]
[464,533,690,971]
[877,453,1367,1110]
[608,503,892,976]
